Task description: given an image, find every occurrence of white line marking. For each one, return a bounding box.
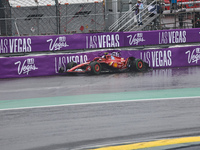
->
[0,86,66,93]
[1,96,200,111]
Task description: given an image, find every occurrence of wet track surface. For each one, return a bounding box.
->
[1,66,200,100]
[0,66,200,150]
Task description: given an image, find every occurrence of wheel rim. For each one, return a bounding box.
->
[138,61,143,69]
[94,64,100,72]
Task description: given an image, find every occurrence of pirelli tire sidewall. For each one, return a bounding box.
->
[133,59,146,72]
[90,61,102,75]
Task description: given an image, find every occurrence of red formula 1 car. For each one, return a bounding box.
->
[59,53,150,75]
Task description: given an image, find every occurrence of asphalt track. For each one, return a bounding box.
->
[0,66,200,150]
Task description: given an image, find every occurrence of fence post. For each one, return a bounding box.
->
[55,0,60,34]
[104,0,109,32]
[14,19,20,36]
[95,2,97,32]
[37,2,39,35]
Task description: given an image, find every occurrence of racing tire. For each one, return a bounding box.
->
[127,57,135,71]
[58,66,64,73]
[90,61,102,75]
[133,59,146,72]
[66,61,77,70]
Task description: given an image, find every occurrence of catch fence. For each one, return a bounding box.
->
[0,0,105,36]
[1,0,200,36]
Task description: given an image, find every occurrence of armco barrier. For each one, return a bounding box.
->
[0,46,200,79]
[1,28,200,54]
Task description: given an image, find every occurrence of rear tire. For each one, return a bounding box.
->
[133,59,146,72]
[127,57,135,71]
[90,61,102,75]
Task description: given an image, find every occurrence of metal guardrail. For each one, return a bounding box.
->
[109,0,147,32]
[128,0,160,31]
[116,0,159,32]
[164,1,200,6]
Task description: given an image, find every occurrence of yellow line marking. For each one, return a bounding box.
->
[89,136,200,150]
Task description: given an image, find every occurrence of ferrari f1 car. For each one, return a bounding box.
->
[59,53,150,75]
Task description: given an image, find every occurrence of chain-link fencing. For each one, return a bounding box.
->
[1,0,200,36]
[0,0,105,36]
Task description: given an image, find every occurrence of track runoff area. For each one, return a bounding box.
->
[1,87,200,111]
[88,136,200,150]
[1,87,200,149]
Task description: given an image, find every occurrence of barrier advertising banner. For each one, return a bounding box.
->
[0,45,200,79]
[1,28,200,54]
[0,32,124,54]
[124,29,192,46]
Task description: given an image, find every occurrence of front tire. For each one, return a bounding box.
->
[90,61,102,75]
[66,61,77,70]
[58,66,64,73]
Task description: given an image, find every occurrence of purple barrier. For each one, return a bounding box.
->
[1,28,200,54]
[0,33,123,54]
[124,28,200,46]
[0,46,200,79]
